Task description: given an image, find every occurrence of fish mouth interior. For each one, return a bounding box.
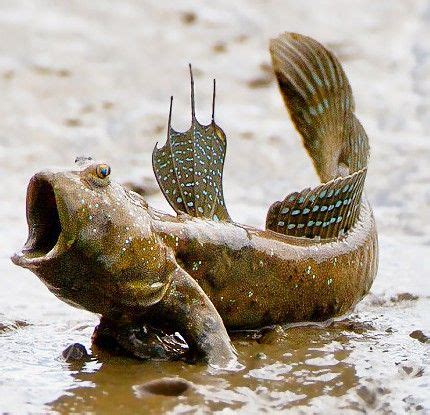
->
[22,177,62,259]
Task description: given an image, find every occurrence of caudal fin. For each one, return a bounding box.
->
[270,32,369,182]
[267,32,370,239]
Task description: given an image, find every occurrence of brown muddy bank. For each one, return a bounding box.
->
[1,0,429,413]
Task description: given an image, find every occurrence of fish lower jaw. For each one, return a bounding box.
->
[12,172,75,268]
[11,232,68,268]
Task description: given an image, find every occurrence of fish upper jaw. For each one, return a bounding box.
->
[11,171,76,269]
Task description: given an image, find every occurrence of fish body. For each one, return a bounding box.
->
[12,33,378,367]
[152,200,377,329]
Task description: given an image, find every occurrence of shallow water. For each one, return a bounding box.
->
[1,0,429,413]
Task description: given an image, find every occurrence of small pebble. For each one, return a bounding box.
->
[409,330,430,343]
[62,343,89,362]
[213,42,227,53]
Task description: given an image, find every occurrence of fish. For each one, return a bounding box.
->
[11,32,378,368]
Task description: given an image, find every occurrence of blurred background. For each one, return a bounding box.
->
[0,1,429,413]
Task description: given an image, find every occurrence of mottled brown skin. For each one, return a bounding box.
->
[11,31,379,368]
[11,161,377,367]
[152,200,378,329]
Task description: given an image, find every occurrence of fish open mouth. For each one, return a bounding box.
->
[12,174,66,267]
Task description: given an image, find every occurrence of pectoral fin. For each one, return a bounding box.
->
[151,264,238,369]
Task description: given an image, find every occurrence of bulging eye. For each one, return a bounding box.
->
[96,164,111,179]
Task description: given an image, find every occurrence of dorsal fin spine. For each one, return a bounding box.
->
[187,65,197,215]
[189,63,196,120]
[211,79,216,124]
[168,96,173,131]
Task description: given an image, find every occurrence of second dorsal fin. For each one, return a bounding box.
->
[266,169,367,239]
[152,66,231,222]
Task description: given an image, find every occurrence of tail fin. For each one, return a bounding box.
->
[270,32,369,182]
[267,33,370,239]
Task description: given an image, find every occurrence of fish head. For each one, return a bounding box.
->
[11,158,173,316]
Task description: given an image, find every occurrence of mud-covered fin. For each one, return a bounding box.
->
[153,65,231,222]
[266,168,367,239]
[270,32,369,182]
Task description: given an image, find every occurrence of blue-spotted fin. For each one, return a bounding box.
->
[267,32,369,238]
[266,169,366,239]
[152,65,230,222]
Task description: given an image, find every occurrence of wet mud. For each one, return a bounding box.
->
[1,0,429,413]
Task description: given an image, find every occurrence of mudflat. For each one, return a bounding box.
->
[1,1,429,413]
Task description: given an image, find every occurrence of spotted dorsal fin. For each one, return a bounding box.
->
[270,32,369,182]
[152,66,230,222]
[266,168,366,239]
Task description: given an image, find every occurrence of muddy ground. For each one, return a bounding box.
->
[0,1,429,413]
